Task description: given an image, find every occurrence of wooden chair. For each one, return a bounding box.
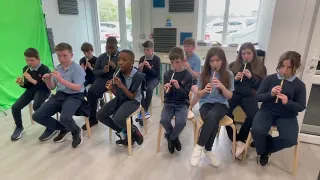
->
[156,85,197,153]
[28,102,59,125]
[242,126,299,176]
[195,116,237,157]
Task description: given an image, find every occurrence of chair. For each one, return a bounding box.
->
[28,102,59,125]
[156,85,197,153]
[242,126,299,176]
[195,116,237,157]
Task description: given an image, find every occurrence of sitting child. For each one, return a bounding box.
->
[190,47,234,167]
[251,51,306,166]
[32,43,86,148]
[97,50,144,146]
[160,47,193,154]
[11,48,51,140]
[79,42,97,90]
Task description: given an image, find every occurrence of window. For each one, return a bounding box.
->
[204,0,261,45]
[97,0,132,53]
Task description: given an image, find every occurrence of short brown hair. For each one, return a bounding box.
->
[121,49,135,62]
[24,48,39,59]
[55,43,73,53]
[81,42,93,52]
[183,37,195,47]
[169,47,184,61]
[142,40,154,49]
[277,51,301,74]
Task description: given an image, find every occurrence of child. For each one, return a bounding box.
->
[160,47,193,154]
[83,37,119,130]
[136,40,160,121]
[79,42,97,88]
[226,42,267,157]
[183,38,201,109]
[251,51,306,166]
[32,43,86,148]
[97,50,144,146]
[190,47,234,167]
[11,48,51,140]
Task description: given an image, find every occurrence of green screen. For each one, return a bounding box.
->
[0,0,53,109]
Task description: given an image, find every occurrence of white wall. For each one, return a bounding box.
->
[264,0,318,74]
[42,0,98,66]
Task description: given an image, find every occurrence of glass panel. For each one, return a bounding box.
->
[125,0,132,50]
[226,0,260,44]
[301,84,320,136]
[205,0,226,43]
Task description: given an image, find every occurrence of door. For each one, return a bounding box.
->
[299,5,320,145]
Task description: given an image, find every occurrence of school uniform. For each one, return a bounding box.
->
[87,52,119,124]
[97,67,144,145]
[32,61,86,143]
[12,63,51,128]
[197,71,234,151]
[226,62,266,143]
[251,73,306,156]
[79,56,97,86]
[186,53,201,85]
[159,69,193,141]
[138,54,160,113]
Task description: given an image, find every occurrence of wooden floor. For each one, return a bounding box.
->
[0,96,319,180]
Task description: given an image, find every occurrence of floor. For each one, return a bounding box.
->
[0,96,319,180]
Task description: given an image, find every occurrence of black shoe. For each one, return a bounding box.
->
[167,138,175,154]
[173,138,182,151]
[259,154,271,166]
[39,129,58,141]
[116,133,135,146]
[53,129,70,143]
[72,129,83,148]
[132,125,143,145]
[250,141,255,148]
[11,126,24,141]
[82,120,98,130]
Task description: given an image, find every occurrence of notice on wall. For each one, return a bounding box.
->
[165,17,172,27]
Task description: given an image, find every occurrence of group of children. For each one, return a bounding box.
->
[10,36,306,168]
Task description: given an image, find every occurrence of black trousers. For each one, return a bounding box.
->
[87,78,108,122]
[226,93,258,143]
[141,78,159,112]
[97,98,140,131]
[12,89,50,128]
[32,92,84,134]
[84,76,96,96]
[251,108,298,155]
[198,103,228,151]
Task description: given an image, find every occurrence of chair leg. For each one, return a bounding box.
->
[190,118,197,146]
[85,117,91,138]
[141,107,147,135]
[28,103,34,124]
[229,123,237,157]
[216,127,221,138]
[56,113,59,120]
[293,141,299,176]
[157,123,163,153]
[109,128,112,142]
[242,132,252,160]
[126,117,132,156]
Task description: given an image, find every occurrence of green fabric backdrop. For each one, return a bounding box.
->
[0,0,53,109]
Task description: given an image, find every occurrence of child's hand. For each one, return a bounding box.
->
[103,65,109,73]
[243,69,252,79]
[108,61,116,69]
[144,61,151,69]
[80,63,86,70]
[51,71,62,82]
[87,62,92,69]
[105,80,113,90]
[42,73,51,82]
[271,85,282,96]
[183,61,191,69]
[16,77,23,85]
[164,83,172,93]
[212,78,224,89]
[276,93,288,104]
[204,83,212,93]
[114,77,124,89]
[235,72,243,81]
[138,63,144,71]
[170,79,180,89]
[23,72,33,82]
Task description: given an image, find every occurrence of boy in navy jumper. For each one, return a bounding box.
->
[79,42,97,88]
[251,51,306,166]
[97,50,144,146]
[11,48,51,140]
[136,40,160,121]
[160,47,193,154]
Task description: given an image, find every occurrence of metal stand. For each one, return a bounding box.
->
[0,106,7,116]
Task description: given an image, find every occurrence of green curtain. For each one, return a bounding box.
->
[0,0,53,109]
